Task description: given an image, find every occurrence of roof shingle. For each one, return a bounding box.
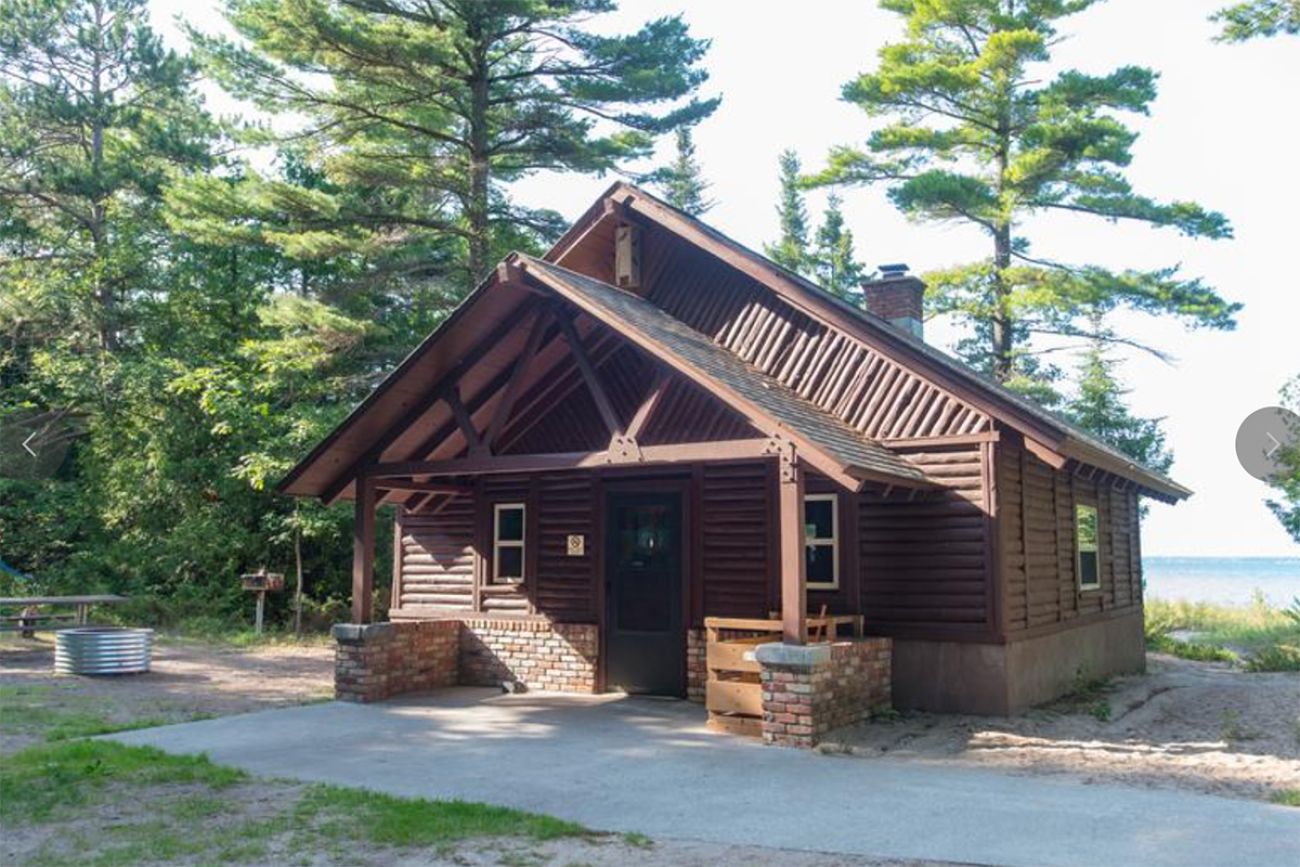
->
[521,256,928,486]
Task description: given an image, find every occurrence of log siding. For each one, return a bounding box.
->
[859,443,993,633]
[645,235,993,442]
[997,437,1143,636]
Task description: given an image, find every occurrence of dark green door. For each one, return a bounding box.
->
[604,492,684,696]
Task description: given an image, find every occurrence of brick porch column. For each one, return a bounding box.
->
[332,620,460,703]
[755,638,893,748]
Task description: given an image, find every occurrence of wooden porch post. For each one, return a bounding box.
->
[778,450,806,644]
[352,474,376,624]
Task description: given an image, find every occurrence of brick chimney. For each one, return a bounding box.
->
[862,264,925,340]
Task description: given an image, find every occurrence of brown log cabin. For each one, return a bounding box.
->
[280,183,1190,729]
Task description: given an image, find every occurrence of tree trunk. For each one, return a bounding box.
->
[991,222,1013,381]
[465,23,491,289]
[90,0,116,352]
[293,521,304,637]
[990,81,1014,382]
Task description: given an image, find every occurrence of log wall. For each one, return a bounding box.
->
[699,461,773,619]
[643,229,993,441]
[859,443,993,633]
[395,498,476,611]
[997,437,1143,635]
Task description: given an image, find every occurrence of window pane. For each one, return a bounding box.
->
[806,543,834,584]
[1076,505,1098,551]
[1079,550,1099,587]
[616,504,674,570]
[497,506,524,542]
[496,546,523,580]
[804,498,834,540]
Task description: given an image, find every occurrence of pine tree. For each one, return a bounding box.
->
[811,0,1239,402]
[1213,0,1300,40]
[811,193,866,303]
[0,0,212,353]
[765,149,811,275]
[1265,378,1300,541]
[649,127,713,216]
[1064,318,1173,475]
[185,0,718,296]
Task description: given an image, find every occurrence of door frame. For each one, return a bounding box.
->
[596,475,692,695]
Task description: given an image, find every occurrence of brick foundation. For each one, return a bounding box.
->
[333,618,598,702]
[459,618,598,693]
[686,628,706,703]
[756,638,892,748]
[333,620,459,703]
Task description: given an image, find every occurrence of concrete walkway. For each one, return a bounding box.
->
[110,688,1300,867]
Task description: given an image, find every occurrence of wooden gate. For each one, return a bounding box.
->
[704,614,863,737]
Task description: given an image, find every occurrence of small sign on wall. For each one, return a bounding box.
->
[566,534,586,557]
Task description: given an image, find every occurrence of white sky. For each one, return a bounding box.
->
[152,0,1300,557]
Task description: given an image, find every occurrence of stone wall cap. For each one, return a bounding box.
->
[332,622,395,643]
[754,641,832,667]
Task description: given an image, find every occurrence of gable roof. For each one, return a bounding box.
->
[552,182,1190,503]
[276,247,935,500]
[518,256,928,488]
[280,182,1189,504]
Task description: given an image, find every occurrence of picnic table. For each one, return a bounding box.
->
[0,594,128,633]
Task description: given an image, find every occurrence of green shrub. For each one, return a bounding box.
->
[1244,644,1300,672]
[1271,789,1300,808]
[1148,634,1237,663]
[1089,700,1112,722]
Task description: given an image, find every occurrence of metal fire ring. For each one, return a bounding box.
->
[54,627,154,675]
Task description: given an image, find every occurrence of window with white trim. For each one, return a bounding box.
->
[804,494,838,590]
[493,503,526,584]
[1076,503,1100,591]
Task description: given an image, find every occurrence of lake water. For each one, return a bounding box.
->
[1143,556,1299,606]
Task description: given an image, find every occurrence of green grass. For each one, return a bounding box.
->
[1244,644,1300,672]
[1271,789,1300,808]
[0,740,244,825]
[293,784,588,847]
[1054,670,1114,722]
[0,684,208,743]
[149,622,333,649]
[1145,595,1300,671]
[621,831,654,849]
[2,740,593,865]
[1146,634,1238,663]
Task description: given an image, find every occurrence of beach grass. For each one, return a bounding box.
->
[1145,594,1300,671]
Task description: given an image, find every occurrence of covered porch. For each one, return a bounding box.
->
[288,253,933,745]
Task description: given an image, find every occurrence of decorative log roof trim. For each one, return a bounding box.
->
[515,255,931,492]
[276,274,511,498]
[551,182,1190,503]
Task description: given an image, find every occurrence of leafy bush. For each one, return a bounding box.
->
[1284,597,1300,627]
[1145,595,1300,669]
[1147,634,1237,663]
[1244,644,1300,672]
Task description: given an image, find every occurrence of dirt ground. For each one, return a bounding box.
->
[824,653,1300,802]
[1,776,960,867]
[2,639,1295,865]
[1,636,958,867]
[0,634,336,754]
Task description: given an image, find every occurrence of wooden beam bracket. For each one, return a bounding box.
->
[557,312,623,436]
[1025,435,1069,471]
[607,433,643,463]
[445,386,487,458]
[764,435,798,483]
[486,308,553,451]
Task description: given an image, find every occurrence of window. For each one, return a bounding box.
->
[1076,504,1100,591]
[493,503,526,583]
[804,494,838,590]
